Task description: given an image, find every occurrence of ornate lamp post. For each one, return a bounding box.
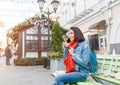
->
[37,0,59,51]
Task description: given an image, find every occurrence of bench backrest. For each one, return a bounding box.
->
[97,54,120,79]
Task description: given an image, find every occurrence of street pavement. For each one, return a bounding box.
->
[0,57,55,85]
[0,57,115,85]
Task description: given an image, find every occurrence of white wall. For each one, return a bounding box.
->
[26,52,48,58]
[110,15,120,44]
[41,52,48,57]
[26,52,38,58]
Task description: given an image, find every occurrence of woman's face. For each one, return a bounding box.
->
[68,29,74,42]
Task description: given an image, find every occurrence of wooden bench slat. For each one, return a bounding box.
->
[76,80,102,85]
[93,74,120,85]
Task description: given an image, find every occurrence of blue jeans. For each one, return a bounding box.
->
[54,72,87,85]
[6,57,11,65]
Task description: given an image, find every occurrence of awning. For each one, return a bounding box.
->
[88,20,106,29]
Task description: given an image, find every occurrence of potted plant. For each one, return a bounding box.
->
[48,21,65,72]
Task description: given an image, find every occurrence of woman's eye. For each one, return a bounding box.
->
[69,32,73,35]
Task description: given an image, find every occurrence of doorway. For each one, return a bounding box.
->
[89,34,99,50]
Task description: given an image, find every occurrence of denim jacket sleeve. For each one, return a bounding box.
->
[72,42,90,68]
[63,47,69,58]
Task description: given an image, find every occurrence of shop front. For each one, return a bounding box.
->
[88,20,107,53]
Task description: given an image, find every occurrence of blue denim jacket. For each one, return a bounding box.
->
[64,41,90,75]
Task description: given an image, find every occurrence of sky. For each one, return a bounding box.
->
[0,0,39,28]
[0,0,40,49]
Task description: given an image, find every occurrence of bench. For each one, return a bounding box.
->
[52,70,102,85]
[52,54,120,85]
[92,54,120,85]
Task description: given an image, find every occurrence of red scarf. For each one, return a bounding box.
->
[64,41,78,73]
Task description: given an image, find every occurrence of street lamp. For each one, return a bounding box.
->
[37,0,59,13]
[37,0,59,51]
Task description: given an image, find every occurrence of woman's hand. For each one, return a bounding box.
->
[69,48,74,55]
[64,42,69,47]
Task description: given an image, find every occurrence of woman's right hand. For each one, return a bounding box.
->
[64,42,69,47]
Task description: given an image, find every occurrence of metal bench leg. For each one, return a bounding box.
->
[91,76,104,84]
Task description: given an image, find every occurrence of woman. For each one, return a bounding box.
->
[54,27,91,85]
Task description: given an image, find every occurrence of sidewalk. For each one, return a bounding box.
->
[0,57,55,85]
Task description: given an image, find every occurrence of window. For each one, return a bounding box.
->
[26,35,38,51]
[77,0,84,13]
[26,26,38,34]
[84,0,101,10]
[41,36,48,50]
[25,26,50,51]
[26,26,38,51]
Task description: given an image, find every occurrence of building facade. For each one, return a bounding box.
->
[17,25,50,58]
[58,0,120,54]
